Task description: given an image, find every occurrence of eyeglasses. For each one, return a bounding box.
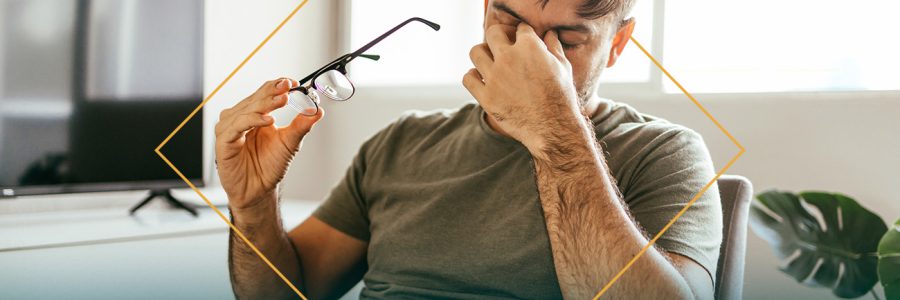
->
[287,17,441,116]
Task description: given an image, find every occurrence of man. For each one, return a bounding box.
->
[215,0,722,299]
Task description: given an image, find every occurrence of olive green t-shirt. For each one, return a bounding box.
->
[313,100,723,299]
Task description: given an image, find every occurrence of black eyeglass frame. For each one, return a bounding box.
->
[289,17,441,108]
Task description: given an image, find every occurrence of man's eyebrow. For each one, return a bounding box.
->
[493,2,527,23]
[493,2,592,34]
[552,24,591,33]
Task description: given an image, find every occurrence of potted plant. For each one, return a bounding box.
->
[749,190,899,300]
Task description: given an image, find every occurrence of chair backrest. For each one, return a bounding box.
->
[714,175,753,300]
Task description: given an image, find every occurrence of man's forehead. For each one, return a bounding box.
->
[491,0,611,33]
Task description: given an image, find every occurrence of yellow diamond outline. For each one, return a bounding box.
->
[591,37,746,299]
[155,0,311,299]
[154,3,745,300]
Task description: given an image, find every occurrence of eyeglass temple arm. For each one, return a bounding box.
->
[347,17,440,62]
[294,54,380,87]
[292,17,439,89]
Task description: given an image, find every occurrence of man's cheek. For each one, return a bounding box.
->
[570,60,601,97]
[567,55,591,79]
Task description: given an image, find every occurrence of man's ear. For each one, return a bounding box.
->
[607,18,636,68]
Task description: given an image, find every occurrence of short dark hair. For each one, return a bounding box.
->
[537,0,636,20]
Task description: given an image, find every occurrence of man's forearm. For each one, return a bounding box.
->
[531,118,693,300]
[229,191,302,300]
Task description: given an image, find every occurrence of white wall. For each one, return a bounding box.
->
[204,2,900,300]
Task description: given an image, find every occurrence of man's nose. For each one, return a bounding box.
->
[521,23,552,41]
[490,23,550,42]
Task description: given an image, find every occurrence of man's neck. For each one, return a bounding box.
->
[484,95,602,138]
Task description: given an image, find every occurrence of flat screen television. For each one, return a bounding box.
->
[0,0,204,201]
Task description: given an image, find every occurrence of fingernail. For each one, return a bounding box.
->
[276,79,286,89]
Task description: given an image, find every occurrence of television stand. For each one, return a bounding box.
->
[129,189,198,217]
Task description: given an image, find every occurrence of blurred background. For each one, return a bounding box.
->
[1,0,898,299]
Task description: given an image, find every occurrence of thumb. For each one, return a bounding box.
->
[543,30,566,62]
[279,107,325,150]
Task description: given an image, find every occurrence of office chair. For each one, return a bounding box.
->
[714,175,753,300]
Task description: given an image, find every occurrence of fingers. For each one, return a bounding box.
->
[258,77,296,96]
[469,44,494,79]
[218,113,275,144]
[229,78,295,114]
[279,107,325,150]
[543,30,566,62]
[251,78,297,114]
[254,89,289,114]
[515,22,541,45]
[215,77,297,147]
[485,24,514,55]
[462,68,486,101]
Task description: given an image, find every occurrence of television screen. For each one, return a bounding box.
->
[0,0,204,197]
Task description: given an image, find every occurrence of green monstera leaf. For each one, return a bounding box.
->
[880,218,900,300]
[750,190,888,298]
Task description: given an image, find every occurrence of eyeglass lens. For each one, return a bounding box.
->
[287,70,354,116]
[287,89,318,116]
[314,70,354,101]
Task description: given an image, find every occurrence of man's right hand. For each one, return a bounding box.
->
[215,78,324,211]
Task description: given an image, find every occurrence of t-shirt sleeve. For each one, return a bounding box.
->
[312,141,373,242]
[623,127,723,280]
[310,112,428,242]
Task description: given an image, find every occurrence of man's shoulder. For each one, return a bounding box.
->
[359,102,479,153]
[598,99,701,141]
[390,102,479,133]
[594,101,709,169]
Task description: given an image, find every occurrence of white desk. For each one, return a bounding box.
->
[0,198,321,300]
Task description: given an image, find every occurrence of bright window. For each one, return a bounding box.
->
[663,0,900,93]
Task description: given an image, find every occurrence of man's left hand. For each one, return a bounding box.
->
[463,23,584,152]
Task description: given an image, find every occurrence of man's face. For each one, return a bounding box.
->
[483,0,623,104]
